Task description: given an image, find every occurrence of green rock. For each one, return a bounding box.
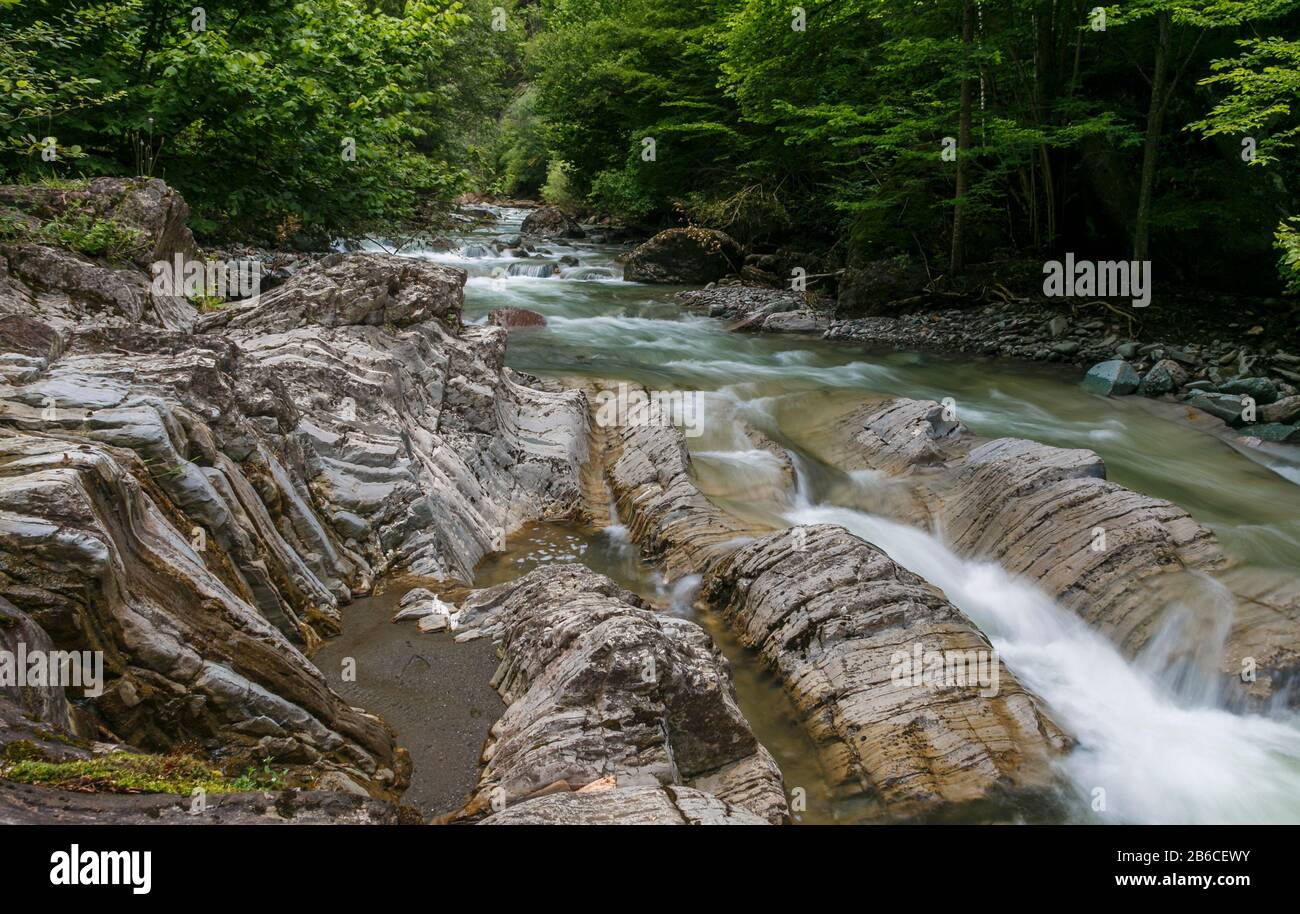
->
[1250,423,1300,444]
[1189,393,1249,427]
[1081,359,1140,397]
[1219,377,1279,404]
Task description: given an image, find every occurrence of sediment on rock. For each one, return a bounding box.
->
[445,564,788,824]
[827,397,1300,708]
[702,524,1072,821]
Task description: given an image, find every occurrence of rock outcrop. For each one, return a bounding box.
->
[702,525,1071,820]
[826,397,1300,707]
[447,565,788,824]
[623,228,742,284]
[0,179,593,810]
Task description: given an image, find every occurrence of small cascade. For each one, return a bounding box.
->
[505,261,558,278]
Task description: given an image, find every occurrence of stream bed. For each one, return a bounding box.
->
[329,207,1300,824]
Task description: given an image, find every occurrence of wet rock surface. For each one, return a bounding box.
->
[829,397,1300,707]
[623,228,743,284]
[447,564,788,824]
[0,180,592,814]
[702,525,1071,820]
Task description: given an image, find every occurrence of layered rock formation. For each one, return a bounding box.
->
[447,565,788,825]
[824,397,1300,707]
[0,179,591,812]
[702,525,1071,820]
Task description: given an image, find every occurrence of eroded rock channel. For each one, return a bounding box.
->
[4,187,1300,824]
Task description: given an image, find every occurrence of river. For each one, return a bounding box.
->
[334,206,1300,824]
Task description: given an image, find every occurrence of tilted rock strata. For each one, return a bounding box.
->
[0,180,591,800]
[449,564,788,824]
[831,397,1300,707]
[702,525,1071,820]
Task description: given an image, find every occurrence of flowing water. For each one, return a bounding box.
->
[348,206,1300,824]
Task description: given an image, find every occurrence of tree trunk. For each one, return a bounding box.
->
[1133,11,1171,263]
[950,0,976,275]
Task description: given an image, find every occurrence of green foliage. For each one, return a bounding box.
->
[2,751,237,795]
[540,160,583,209]
[0,209,144,261]
[1,0,520,242]
[1276,219,1300,294]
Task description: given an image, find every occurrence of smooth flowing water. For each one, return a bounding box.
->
[359,206,1300,824]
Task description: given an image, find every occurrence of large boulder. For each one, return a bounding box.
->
[448,564,788,824]
[520,206,584,239]
[703,525,1071,820]
[623,228,742,284]
[834,256,927,319]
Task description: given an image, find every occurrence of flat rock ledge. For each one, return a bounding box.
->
[828,398,1300,708]
[446,564,788,825]
[702,525,1072,821]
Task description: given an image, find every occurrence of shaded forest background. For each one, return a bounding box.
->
[4,0,1299,294]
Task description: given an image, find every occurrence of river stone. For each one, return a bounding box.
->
[1080,359,1140,396]
[1137,359,1189,397]
[828,397,1300,709]
[1188,392,1250,427]
[762,309,831,333]
[1249,423,1300,444]
[1260,395,1300,425]
[520,206,584,239]
[487,307,546,330]
[702,525,1071,820]
[448,564,788,824]
[1219,376,1279,405]
[623,228,743,284]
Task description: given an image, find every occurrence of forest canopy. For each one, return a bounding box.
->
[3,0,1298,291]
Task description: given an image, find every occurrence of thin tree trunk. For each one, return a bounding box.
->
[951,0,976,275]
[1134,11,1171,263]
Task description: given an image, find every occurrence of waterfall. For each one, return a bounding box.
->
[783,460,1300,824]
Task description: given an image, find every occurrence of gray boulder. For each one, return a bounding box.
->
[623,228,742,284]
[1081,359,1141,396]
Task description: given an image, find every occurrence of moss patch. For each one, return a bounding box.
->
[2,751,242,795]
